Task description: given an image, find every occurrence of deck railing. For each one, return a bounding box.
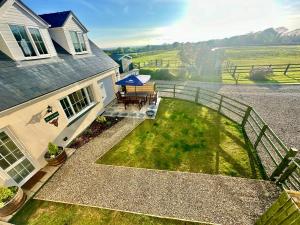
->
[155,83,299,190]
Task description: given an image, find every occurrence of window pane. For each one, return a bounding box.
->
[6,153,17,164]
[0,159,10,170]
[13,149,24,160]
[60,98,74,119]
[0,145,9,156]
[29,28,48,55]
[10,25,37,57]
[70,31,82,52]
[78,33,87,51]
[5,141,17,151]
[22,159,35,172]
[0,132,9,143]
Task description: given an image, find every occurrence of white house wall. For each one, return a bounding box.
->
[0,70,118,186]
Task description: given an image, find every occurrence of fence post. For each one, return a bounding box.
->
[232,66,238,84]
[195,87,200,103]
[270,148,298,180]
[254,125,268,149]
[276,158,300,185]
[241,106,252,128]
[284,64,290,75]
[173,84,176,98]
[218,96,223,112]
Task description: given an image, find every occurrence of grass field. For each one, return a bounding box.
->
[11,200,203,225]
[132,50,180,63]
[98,99,262,179]
[223,45,300,84]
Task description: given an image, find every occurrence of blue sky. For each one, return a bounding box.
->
[23,0,300,48]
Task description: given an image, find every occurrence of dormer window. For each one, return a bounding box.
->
[9,25,48,58]
[70,31,87,53]
[9,25,37,57]
[28,28,48,55]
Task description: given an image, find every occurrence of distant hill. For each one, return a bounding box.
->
[205,27,300,47]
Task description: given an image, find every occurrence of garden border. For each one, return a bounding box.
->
[156,83,299,191]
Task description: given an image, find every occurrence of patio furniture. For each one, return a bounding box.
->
[125,92,148,105]
[149,92,158,105]
[116,91,126,104]
[124,97,143,110]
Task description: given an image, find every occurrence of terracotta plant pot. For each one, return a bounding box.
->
[44,147,67,166]
[0,187,26,217]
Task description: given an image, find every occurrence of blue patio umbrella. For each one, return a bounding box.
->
[115,74,150,86]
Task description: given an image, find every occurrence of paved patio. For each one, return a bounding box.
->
[35,118,280,225]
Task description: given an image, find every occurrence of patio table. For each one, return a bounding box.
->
[125,92,148,105]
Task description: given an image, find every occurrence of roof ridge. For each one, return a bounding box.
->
[38,10,72,16]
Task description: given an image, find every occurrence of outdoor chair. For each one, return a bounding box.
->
[149,92,158,105]
[116,91,126,104]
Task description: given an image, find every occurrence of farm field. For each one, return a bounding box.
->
[223,45,300,84]
[132,50,180,63]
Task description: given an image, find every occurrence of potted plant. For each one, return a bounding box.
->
[0,186,26,217]
[44,142,67,166]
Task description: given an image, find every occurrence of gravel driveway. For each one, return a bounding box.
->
[35,118,279,225]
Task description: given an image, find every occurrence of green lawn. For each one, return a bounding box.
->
[223,45,300,84]
[132,50,180,63]
[98,99,262,179]
[11,200,204,225]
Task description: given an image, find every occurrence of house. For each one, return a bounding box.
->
[111,53,134,74]
[0,0,119,187]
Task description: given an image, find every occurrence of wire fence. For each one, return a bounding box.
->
[156,82,299,191]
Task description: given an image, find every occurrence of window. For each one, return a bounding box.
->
[9,25,37,57]
[0,131,35,184]
[28,28,48,55]
[60,86,94,119]
[70,31,87,53]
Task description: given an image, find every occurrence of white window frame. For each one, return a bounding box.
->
[9,23,51,60]
[69,30,88,54]
[59,86,95,123]
[0,127,38,186]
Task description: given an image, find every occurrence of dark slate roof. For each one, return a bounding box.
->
[0,40,118,112]
[39,11,71,28]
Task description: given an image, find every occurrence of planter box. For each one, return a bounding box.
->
[44,147,67,166]
[0,188,26,217]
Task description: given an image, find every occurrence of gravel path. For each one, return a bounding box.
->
[35,118,279,225]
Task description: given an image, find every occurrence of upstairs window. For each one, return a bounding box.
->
[28,28,48,55]
[70,31,87,53]
[60,86,94,119]
[9,25,48,58]
[9,25,36,57]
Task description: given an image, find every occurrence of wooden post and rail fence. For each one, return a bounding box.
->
[133,59,188,69]
[223,61,300,84]
[255,190,300,225]
[155,82,300,191]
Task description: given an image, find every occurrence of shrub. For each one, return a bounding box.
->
[139,69,177,80]
[249,67,273,81]
[48,142,59,156]
[84,128,93,136]
[0,186,17,208]
[96,116,107,124]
